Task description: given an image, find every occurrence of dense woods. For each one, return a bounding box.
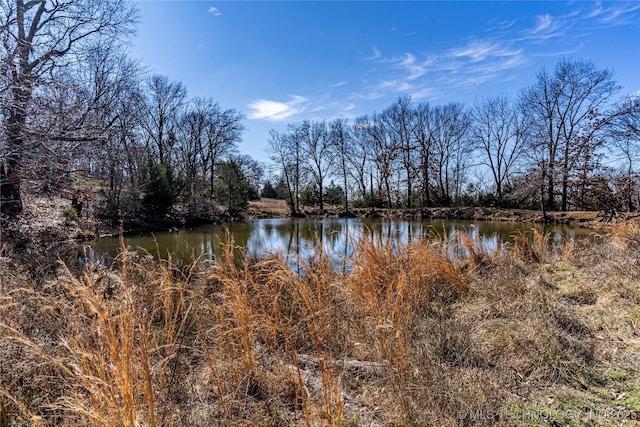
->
[1,1,639,227]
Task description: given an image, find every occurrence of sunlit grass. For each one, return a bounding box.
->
[1,221,639,425]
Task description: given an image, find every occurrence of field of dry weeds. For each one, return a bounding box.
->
[1,223,639,426]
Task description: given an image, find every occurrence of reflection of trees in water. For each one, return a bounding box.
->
[86,219,594,267]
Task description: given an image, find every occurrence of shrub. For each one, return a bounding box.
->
[61,206,78,222]
[260,181,278,199]
[140,162,186,217]
[212,160,250,215]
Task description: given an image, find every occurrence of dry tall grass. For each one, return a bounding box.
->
[1,222,639,426]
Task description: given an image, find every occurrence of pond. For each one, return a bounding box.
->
[78,218,598,268]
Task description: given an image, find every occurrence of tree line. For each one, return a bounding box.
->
[268,59,640,215]
[2,1,640,226]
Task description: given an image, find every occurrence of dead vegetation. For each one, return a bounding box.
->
[0,222,639,426]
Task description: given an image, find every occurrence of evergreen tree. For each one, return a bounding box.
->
[213,161,250,215]
[141,162,182,217]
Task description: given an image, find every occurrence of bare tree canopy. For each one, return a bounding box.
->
[267,126,305,214]
[472,96,526,203]
[520,58,620,211]
[139,75,187,166]
[300,119,332,211]
[0,0,139,218]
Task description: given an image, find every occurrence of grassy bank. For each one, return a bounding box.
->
[1,224,639,426]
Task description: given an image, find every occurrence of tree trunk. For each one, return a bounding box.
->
[384,175,392,209]
[628,164,634,212]
[423,161,431,208]
[546,165,555,211]
[342,171,349,212]
[2,104,29,219]
[0,159,23,218]
[561,158,569,211]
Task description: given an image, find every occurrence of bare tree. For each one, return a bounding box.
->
[368,112,399,208]
[381,95,417,208]
[300,119,333,211]
[413,101,434,207]
[201,104,244,195]
[139,75,187,166]
[609,95,640,211]
[329,117,352,211]
[99,81,145,217]
[472,96,526,204]
[176,97,244,196]
[0,0,138,218]
[232,153,264,198]
[350,116,374,201]
[267,127,303,214]
[430,103,471,205]
[520,58,620,211]
[76,45,143,216]
[177,101,208,197]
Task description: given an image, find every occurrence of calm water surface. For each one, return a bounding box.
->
[81,218,597,266]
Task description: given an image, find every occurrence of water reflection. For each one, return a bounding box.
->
[82,218,595,268]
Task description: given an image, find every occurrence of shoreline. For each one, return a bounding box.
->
[246,201,634,228]
[2,196,635,254]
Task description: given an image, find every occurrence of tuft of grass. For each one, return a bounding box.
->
[60,206,78,222]
[610,219,640,248]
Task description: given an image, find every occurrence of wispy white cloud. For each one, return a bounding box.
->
[379,79,414,92]
[410,86,441,101]
[520,3,638,43]
[250,89,371,123]
[545,42,585,57]
[247,95,307,121]
[487,18,517,31]
[357,34,531,105]
[522,13,568,40]
[208,6,221,17]
[349,90,386,103]
[365,47,382,60]
[585,2,640,26]
[449,39,522,62]
[251,2,637,124]
[533,14,553,33]
[388,53,430,80]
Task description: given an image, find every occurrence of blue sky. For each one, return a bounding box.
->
[131,1,640,164]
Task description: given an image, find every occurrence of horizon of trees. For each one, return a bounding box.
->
[1,2,638,223]
[268,58,640,215]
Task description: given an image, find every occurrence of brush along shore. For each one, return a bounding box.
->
[1,222,639,426]
[1,192,624,256]
[248,198,628,228]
